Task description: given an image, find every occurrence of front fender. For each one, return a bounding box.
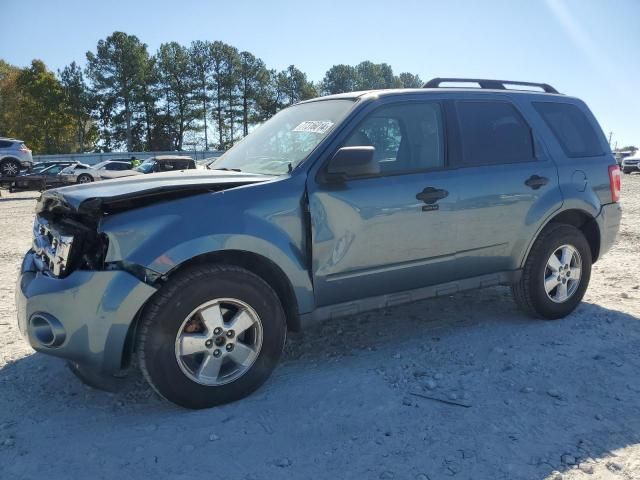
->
[99,179,315,315]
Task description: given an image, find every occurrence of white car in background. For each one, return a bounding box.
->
[621,153,640,174]
[60,160,141,184]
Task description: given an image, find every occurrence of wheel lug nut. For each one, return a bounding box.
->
[213,327,223,336]
[213,349,221,357]
[226,330,235,338]
[226,343,234,352]
[205,339,213,348]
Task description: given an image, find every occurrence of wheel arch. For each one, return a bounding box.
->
[120,249,302,371]
[523,209,601,267]
[165,249,301,332]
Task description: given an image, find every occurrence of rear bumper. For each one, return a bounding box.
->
[596,202,622,259]
[16,251,157,373]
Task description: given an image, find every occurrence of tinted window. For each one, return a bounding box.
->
[0,140,13,149]
[44,165,63,175]
[456,101,534,166]
[343,102,444,175]
[534,102,603,157]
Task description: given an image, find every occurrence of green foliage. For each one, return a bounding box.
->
[59,61,97,152]
[2,60,77,154]
[618,145,638,152]
[321,64,359,95]
[85,32,152,151]
[1,33,426,153]
[322,62,423,95]
[396,72,423,88]
[156,42,198,150]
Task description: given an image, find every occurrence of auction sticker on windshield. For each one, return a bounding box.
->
[293,120,334,134]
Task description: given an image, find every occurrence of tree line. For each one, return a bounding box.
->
[0,31,424,154]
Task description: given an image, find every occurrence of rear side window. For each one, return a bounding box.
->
[533,102,603,157]
[455,101,534,166]
[0,140,13,148]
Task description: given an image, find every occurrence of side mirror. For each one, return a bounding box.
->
[324,146,378,183]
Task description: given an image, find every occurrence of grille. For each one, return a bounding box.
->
[32,216,74,277]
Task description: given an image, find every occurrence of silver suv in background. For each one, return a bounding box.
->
[0,138,34,176]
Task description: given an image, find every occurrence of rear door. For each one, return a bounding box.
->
[452,98,561,277]
[308,99,460,306]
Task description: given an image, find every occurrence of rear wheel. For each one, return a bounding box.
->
[512,223,592,319]
[137,264,286,409]
[77,173,93,184]
[0,158,21,177]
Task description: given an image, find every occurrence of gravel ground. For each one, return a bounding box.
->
[0,174,639,480]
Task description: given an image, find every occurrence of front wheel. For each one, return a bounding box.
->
[137,264,286,409]
[512,223,592,319]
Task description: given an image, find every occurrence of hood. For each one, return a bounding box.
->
[37,169,275,217]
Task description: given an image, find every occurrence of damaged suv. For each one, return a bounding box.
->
[16,78,621,409]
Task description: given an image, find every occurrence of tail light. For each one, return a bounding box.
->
[608,165,621,203]
[19,145,30,152]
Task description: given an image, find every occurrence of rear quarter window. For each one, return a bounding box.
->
[533,102,604,157]
[0,140,13,149]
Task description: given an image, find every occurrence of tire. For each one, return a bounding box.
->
[137,264,286,409]
[512,223,592,319]
[0,158,21,177]
[77,173,93,184]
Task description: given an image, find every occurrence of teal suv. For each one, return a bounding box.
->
[16,78,622,408]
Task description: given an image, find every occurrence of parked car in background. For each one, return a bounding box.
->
[60,160,139,184]
[134,155,196,174]
[615,150,635,168]
[0,138,33,177]
[16,79,622,409]
[621,153,640,174]
[29,161,77,174]
[9,163,74,192]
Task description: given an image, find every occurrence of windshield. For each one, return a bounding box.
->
[210,99,354,175]
[134,160,156,173]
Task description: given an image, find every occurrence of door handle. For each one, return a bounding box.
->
[524,175,549,190]
[416,187,449,204]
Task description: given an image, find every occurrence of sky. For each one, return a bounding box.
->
[1,0,638,147]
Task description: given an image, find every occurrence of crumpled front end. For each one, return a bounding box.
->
[16,250,157,373]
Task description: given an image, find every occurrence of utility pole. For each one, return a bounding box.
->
[608,131,613,148]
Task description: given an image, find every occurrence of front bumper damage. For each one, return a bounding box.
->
[16,251,157,373]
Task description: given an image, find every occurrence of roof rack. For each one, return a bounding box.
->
[423,77,559,94]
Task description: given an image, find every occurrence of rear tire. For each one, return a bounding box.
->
[77,173,93,183]
[137,264,286,409]
[0,158,21,177]
[512,223,592,319]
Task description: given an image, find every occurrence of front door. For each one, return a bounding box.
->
[308,100,459,307]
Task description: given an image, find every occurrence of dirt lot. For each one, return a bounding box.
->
[0,174,639,480]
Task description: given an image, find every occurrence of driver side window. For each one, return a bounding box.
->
[343,102,444,175]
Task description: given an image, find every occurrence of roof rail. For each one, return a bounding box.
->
[423,77,559,94]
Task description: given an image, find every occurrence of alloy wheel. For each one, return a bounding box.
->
[174,298,263,386]
[544,244,582,303]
